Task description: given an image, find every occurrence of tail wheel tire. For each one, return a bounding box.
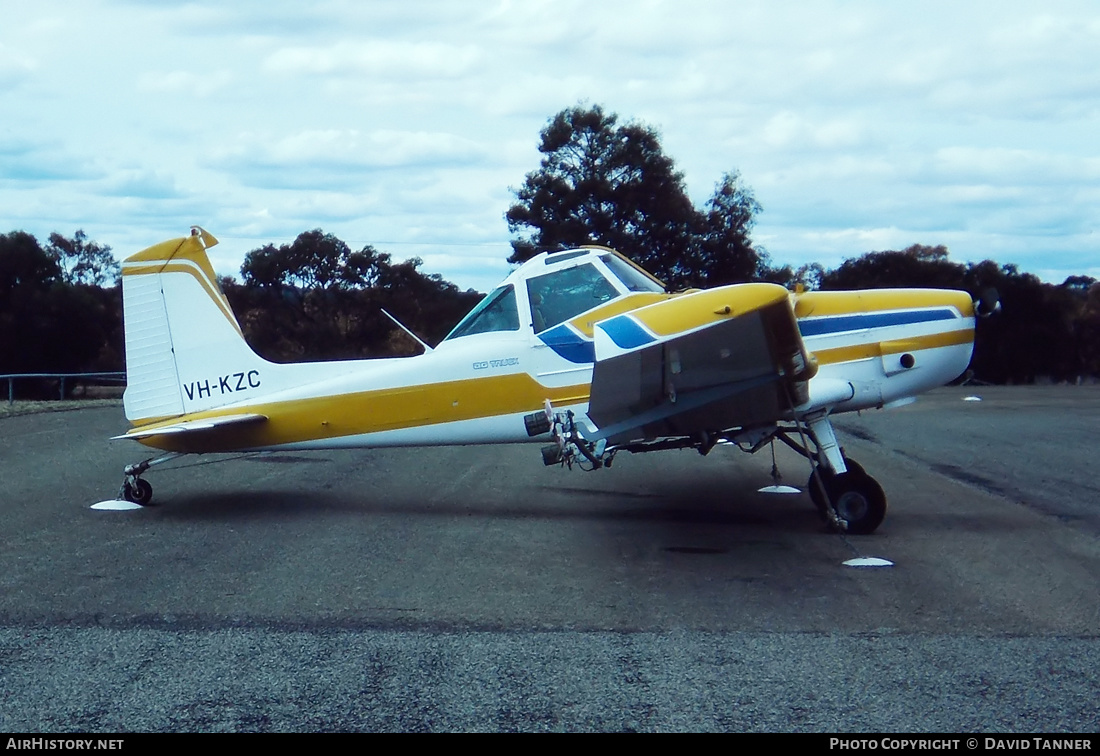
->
[123,479,154,506]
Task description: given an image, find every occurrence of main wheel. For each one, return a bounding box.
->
[807,458,864,509]
[807,461,887,535]
[827,472,886,535]
[123,478,154,506]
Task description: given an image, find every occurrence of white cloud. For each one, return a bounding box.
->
[930,147,1100,186]
[137,70,235,97]
[263,40,482,79]
[205,129,490,199]
[0,42,37,89]
[98,169,184,200]
[1,0,1099,291]
[757,112,871,153]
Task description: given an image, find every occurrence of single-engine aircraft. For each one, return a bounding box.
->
[108,227,985,534]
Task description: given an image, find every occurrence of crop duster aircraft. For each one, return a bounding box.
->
[107,227,983,534]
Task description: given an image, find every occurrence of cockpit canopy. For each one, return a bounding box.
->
[442,248,664,343]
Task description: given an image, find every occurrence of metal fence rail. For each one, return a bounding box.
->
[2,372,126,405]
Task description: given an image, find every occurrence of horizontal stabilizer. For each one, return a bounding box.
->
[113,413,267,441]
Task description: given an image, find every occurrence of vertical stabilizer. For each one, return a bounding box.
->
[121,228,266,424]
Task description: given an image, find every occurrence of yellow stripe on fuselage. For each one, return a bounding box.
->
[133,373,591,453]
[812,328,974,366]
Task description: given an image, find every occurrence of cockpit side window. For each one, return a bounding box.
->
[444,285,520,340]
[527,263,621,334]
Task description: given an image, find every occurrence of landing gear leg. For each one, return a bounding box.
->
[778,412,888,535]
[115,453,182,506]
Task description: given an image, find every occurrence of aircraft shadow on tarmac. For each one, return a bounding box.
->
[133,471,822,533]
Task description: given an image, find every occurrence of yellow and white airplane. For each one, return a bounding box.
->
[107,227,983,534]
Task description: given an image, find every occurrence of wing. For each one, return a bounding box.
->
[112,412,268,440]
[587,284,813,444]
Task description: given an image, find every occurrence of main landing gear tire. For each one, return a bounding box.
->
[123,478,154,506]
[808,463,887,535]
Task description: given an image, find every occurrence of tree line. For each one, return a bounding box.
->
[812,246,1100,384]
[225,230,481,361]
[0,230,124,390]
[505,104,1100,385]
[0,228,482,397]
[2,104,1098,396]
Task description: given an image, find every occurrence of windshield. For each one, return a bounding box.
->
[600,253,665,293]
[527,263,621,334]
[443,285,520,340]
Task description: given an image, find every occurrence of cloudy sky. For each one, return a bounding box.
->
[2,0,1097,292]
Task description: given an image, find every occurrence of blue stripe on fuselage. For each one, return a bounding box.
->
[598,315,656,350]
[798,308,957,337]
[539,323,595,363]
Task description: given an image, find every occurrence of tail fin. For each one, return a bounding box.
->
[121,227,268,424]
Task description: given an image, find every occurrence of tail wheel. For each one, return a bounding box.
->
[123,478,154,506]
